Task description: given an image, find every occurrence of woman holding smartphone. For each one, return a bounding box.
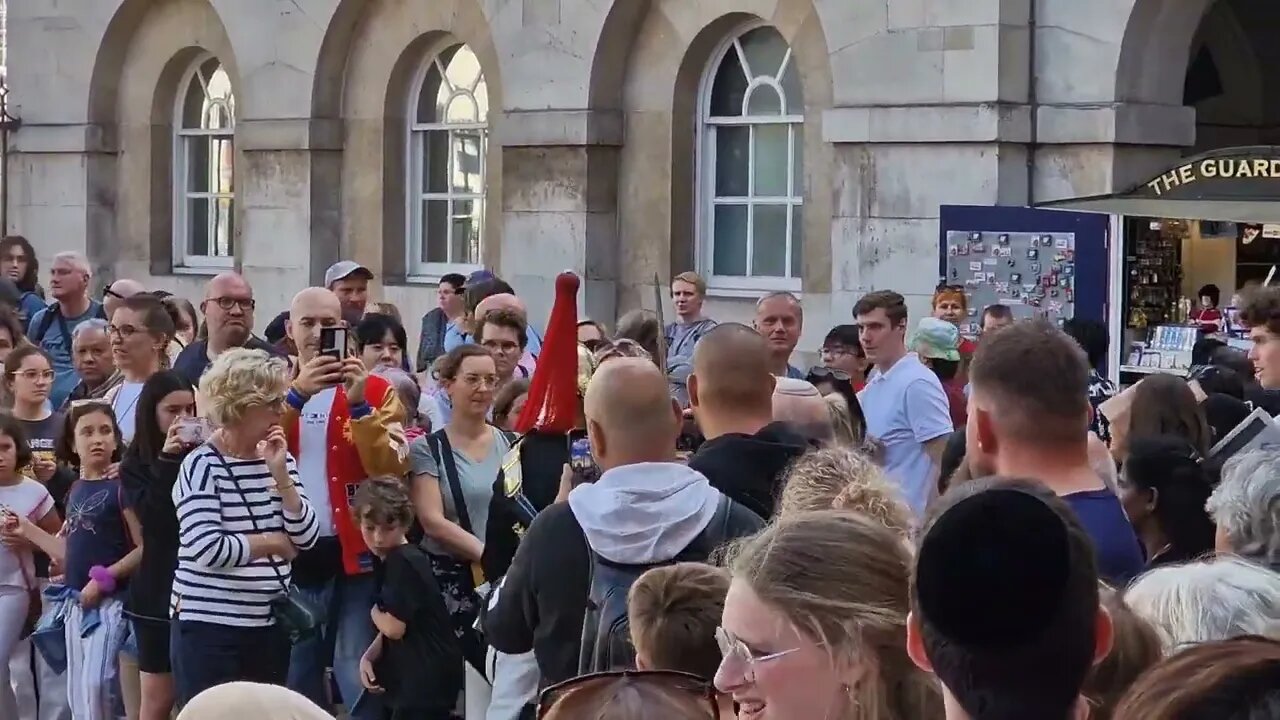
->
[119,371,200,720]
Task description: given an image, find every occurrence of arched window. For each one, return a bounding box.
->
[407,43,489,277]
[698,26,804,289]
[173,54,235,269]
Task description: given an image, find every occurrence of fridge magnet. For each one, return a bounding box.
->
[957,244,970,256]
[1030,262,1041,273]
[983,257,998,266]
[1064,250,1075,261]
[1050,274,1059,287]
[1022,283,1038,293]
[1007,258,1017,268]
[998,246,1013,258]
[1041,275,1052,288]
[1065,289,1074,302]
[970,232,982,241]
[965,278,982,287]
[1061,264,1074,277]
[969,261,983,272]
[1054,253,1066,262]
[948,246,959,257]
[971,242,985,253]
[1050,288,1060,298]
[995,282,1010,294]
[1040,235,1053,245]
[1010,273,1022,283]
[1029,297,1042,308]
[1027,248,1039,260]
[1048,301,1064,314]
[999,234,1010,245]
[1055,237,1069,249]
[951,268,959,279]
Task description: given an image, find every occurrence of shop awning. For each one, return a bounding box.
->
[1038,146,1280,223]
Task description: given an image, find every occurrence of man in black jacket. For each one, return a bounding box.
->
[172,272,280,384]
[484,357,762,688]
[687,323,810,519]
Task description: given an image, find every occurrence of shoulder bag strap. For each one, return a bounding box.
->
[33,303,60,344]
[428,429,474,537]
[207,446,291,594]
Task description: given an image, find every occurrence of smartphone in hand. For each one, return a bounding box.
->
[174,417,213,445]
[569,431,600,485]
[319,327,349,360]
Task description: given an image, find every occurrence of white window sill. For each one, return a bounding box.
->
[170,263,231,277]
[704,277,802,300]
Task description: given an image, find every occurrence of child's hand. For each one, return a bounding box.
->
[32,455,56,482]
[80,579,104,609]
[0,513,33,548]
[359,654,383,692]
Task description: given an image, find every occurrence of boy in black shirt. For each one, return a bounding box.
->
[356,478,463,720]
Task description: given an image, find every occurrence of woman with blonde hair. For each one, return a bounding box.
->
[776,447,912,539]
[715,510,942,719]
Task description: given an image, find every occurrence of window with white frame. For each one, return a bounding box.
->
[173,54,235,269]
[698,26,804,289]
[407,43,489,277]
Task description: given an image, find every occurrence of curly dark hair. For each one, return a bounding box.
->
[1239,285,1280,336]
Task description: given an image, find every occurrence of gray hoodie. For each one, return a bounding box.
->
[566,462,723,564]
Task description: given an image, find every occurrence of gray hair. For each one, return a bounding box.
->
[372,366,420,421]
[1208,449,1280,567]
[1123,556,1280,652]
[51,251,91,275]
[756,291,803,317]
[71,318,109,341]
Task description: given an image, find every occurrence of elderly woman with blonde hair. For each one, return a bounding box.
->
[170,348,321,706]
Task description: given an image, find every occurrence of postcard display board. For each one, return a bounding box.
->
[943,230,1077,335]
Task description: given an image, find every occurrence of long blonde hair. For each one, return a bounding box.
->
[725,510,942,720]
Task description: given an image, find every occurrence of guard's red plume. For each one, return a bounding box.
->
[514,272,580,433]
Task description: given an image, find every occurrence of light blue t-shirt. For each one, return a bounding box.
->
[443,321,470,353]
[27,301,105,410]
[857,353,953,516]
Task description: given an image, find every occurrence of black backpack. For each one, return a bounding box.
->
[575,493,759,675]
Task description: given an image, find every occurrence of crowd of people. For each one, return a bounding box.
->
[0,234,1275,720]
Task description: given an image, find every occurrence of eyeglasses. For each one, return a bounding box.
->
[10,369,55,382]
[806,366,852,382]
[207,297,256,311]
[537,670,717,719]
[821,345,860,358]
[715,626,805,684]
[103,287,126,300]
[105,323,142,339]
[482,340,521,354]
[461,373,499,388]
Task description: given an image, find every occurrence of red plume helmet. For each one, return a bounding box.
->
[514,272,581,433]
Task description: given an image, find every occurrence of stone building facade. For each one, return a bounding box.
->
[4,0,1273,351]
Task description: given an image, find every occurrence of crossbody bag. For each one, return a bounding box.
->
[208,447,320,644]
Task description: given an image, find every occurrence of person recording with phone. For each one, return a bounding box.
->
[280,287,408,719]
[118,370,201,720]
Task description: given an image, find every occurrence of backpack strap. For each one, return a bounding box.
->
[32,303,61,344]
[428,429,474,537]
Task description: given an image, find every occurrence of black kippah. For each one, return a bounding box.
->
[916,489,1072,648]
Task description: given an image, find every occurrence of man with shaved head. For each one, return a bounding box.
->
[486,357,762,686]
[102,277,146,319]
[687,323,809,519]
[772,377,834,444]
[280,286,408,717]
[172,272,280,384]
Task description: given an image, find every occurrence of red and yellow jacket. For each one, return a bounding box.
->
[283,375,409,575]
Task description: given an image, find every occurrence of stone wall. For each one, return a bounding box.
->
[5,0,1263,358]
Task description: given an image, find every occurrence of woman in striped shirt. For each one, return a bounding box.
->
[170,348,319,707]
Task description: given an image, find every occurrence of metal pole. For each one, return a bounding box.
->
[0,77,23,236]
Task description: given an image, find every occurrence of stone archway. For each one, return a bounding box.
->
[86,0,239,292]
[609,0,832,312]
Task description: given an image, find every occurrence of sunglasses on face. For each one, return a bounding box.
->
[806,366,852,382]
[537,670,718,719]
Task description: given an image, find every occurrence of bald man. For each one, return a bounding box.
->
[475,291,541,374]
[686,323,810,519]
[103,278,146,320]
[172,272,280,384]
[485,357,762,684]
[281,286,407,713]
[772,377,833,445]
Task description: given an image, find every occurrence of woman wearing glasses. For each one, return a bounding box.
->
[715,510,941,720]
[1,344,74,719]
[104,294,176,444]
[170,348,319,705]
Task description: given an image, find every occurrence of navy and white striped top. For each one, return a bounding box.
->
[171,444,319,627]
